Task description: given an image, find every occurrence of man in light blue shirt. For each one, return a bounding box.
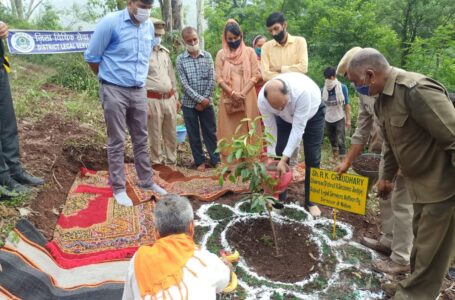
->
[85,0,167,206]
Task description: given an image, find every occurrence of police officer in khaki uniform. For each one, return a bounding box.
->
[336,47,413,276]
[146,18,179,166]
[347,48,455,300]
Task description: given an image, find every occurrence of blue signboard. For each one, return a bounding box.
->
[7,30,94,54]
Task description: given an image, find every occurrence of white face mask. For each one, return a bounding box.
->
[134,7,150,23]
[186,43,199,53]
[154,37,162,46]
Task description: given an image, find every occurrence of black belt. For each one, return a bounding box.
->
[99,79,143,89]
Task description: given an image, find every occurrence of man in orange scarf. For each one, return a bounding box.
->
[122,195,231,299]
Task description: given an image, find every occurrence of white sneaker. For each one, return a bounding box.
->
[113,191,133,207]
[151,183,168,196]
[139,182,168,196]
[308,205,321,217]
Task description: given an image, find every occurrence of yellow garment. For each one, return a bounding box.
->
[261,34,308,81]
[3,56,10,73]
[134,234,195,298]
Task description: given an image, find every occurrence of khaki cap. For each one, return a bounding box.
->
[336,47,363,76]
[151,17,165,35]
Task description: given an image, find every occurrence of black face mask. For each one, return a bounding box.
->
[228,39,242,49]
[273,30,286,43]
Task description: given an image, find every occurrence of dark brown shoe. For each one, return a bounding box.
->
[381,282,397,297]
[361,237,392,256]
[372,258,410,275]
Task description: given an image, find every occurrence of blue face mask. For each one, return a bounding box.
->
[228,39,241,49]
[255,47,261,57]
[355,84,370,96]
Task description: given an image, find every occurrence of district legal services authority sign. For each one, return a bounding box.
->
[310,168,368,215]
[7,30,94,54]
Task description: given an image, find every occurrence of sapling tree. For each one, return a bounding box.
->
[217,117,284,256]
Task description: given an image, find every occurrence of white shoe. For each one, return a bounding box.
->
[139,182,168,196]
[151,183,168,195]
[308,205,321,217]
[113,191,133,207]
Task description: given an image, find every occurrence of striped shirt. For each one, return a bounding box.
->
[176,50,216,108]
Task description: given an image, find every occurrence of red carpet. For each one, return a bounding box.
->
[46,164,305,268]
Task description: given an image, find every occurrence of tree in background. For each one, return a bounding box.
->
[8,0,44,21]
[0,1,60,30]
[204,0,454,90]
[378,0,455,67]
[158,0,183,32]
[406,24,455,91]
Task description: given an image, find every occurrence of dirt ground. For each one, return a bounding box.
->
[228,218,320,283]
[11,109,455,299]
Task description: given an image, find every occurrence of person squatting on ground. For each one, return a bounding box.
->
[258,72,325,218]
[0,21,44,198]
[146,18,179,166]
[347,48,455,300]
[84,0,167,207]
[321,66,350,161]
[122,194,231,299]
[335,47,414,278]
[215,19,262,158]
[176,27,220,171]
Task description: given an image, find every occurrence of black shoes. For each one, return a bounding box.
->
[0,177,31,197]
[0,171,44,198]
[12,171,44,186]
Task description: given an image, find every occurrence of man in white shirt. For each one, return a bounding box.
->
[258,72,325,217]
[122,194,230,300]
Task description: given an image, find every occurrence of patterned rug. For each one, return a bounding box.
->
[46,163,305,269]
[0,219,124,299]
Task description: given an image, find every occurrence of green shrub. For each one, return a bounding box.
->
[48,54,99,98]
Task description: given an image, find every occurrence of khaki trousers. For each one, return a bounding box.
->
[395,196,455,300]
[147,96,177,165]
[378,173,414,265]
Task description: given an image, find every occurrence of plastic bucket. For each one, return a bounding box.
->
[176,125,187,143]
[263,161,292,194]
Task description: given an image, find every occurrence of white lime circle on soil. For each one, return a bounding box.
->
[195,201,385,299]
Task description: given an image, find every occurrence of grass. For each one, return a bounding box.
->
[280,207,308,222]
[339,267,380,290]
[315,222,348,239]
[207,205,234,220]
[193,225,210,244]
[341,244,372,265]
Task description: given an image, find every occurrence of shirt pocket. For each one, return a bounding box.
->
[200,61,212,80]
[389,113,410,144]
[390,114,408,127]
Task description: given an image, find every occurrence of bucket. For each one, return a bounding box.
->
[263,161,292,194]
[176,125,187,143]
[352,153,381,193]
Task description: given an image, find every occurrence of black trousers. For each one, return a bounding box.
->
[275,104,326,207]
[0,67,21,180]
[326,118,346,155]
[182,105,220,166]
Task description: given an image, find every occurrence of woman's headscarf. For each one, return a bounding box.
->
[221,19,252,86]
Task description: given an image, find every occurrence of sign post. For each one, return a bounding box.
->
[309,168,369,239]
[6,30,94,55]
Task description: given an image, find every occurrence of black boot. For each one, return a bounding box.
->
[0,175,31,196]
[12,170,44,186]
